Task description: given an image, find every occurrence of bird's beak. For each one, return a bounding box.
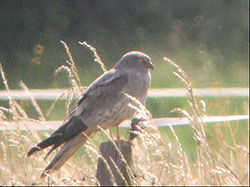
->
[148,61,154,70]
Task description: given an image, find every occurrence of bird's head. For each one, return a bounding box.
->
[115,51,154,72]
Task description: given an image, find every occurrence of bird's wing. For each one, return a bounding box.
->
[70,73,128,127]
[40,71,129,175]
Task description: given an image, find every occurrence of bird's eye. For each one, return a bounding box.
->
[138,58,144,63]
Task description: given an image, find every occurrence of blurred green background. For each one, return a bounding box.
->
[0,0,249,89]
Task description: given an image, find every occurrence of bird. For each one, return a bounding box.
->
[27,51,154,176]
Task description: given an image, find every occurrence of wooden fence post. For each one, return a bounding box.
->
[96,140,134,186]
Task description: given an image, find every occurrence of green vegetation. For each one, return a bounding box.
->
[0,0,248,89]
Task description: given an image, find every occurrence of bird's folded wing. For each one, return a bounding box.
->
[69,72,129,119]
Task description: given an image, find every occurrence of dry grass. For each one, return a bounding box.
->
[0,43,249,186]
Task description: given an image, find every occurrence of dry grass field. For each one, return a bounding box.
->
[0,43,248,186]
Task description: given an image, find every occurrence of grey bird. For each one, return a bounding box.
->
[27,51,154,176]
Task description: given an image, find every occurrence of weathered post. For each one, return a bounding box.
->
[96,140,134,186]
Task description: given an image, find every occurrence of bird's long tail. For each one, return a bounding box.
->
[27,117,93,176]
[41,131,92,177]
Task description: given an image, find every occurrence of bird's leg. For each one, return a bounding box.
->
[116,126,121,140]
[109,129,114,140]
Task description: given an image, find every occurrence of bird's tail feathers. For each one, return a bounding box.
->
[41,130,94,178]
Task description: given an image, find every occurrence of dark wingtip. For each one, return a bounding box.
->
[27,146,41,157]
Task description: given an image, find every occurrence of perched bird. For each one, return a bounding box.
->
[27,51,154,175]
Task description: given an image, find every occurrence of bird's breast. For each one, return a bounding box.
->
[125,70,151,104]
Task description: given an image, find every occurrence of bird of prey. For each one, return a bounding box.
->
[27,51,154,175]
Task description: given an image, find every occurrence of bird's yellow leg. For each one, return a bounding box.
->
[116,126,120,140]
